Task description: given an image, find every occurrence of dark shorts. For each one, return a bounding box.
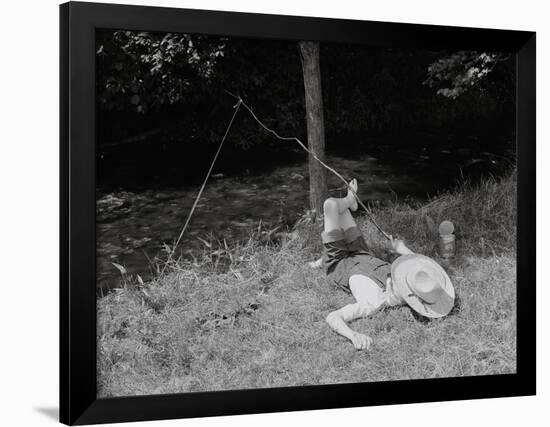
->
[322,226,391,293]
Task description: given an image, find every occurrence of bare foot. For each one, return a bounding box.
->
[307,258,323,269]
[347,178,358,211]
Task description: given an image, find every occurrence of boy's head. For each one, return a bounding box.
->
[390,254,455,318]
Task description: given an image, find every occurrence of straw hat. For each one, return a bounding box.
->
[391,254,455,318]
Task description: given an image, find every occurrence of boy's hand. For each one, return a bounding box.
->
[390,236,414,255]
[351,332,372,350]
[390,236,406,253]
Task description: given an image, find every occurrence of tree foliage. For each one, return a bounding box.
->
[96,30,515,151]
[424,51,511,99]
[96,31,225,113]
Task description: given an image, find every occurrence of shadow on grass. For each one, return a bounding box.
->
[405,293,463,323]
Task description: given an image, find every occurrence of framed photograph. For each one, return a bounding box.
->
[60,1,536,425]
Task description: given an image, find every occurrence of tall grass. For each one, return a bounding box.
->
[97,172,517,397]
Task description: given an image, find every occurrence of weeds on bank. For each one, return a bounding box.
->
[97,172,517,397]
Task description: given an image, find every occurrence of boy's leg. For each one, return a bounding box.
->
[339,209,357,231]
[307,197,343,269]
[322,178,359,232]
[323,198,342,233]
[341,207,370,251]
[315,198,353,270]
[328,178,359,214]
[318,179,363,269]
[323,194,357,232]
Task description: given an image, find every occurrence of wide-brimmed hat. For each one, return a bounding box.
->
[391,254,455,318]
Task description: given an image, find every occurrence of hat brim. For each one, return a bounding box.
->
[391,254,455,318]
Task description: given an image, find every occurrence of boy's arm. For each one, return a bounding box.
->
[326,303,374,350]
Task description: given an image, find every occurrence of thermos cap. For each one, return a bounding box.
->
[439,220,455,236]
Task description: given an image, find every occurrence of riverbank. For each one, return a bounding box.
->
[95,154,428,292]
[96,147,513,292]
[97,171,516,397]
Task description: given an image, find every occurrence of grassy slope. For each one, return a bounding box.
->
[97,173,517,397]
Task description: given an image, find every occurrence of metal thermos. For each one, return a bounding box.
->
[438,220,455,259]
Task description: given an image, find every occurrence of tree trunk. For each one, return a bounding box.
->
[299,41,328,217]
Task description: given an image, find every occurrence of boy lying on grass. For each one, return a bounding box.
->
[309,179,455,350]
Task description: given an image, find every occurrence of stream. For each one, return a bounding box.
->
[96,147,510,293]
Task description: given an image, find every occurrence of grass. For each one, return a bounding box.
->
[97,171,517,397]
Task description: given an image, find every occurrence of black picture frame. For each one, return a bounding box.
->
[60,1,536,425]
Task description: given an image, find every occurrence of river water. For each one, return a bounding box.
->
[96,148,509,293]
